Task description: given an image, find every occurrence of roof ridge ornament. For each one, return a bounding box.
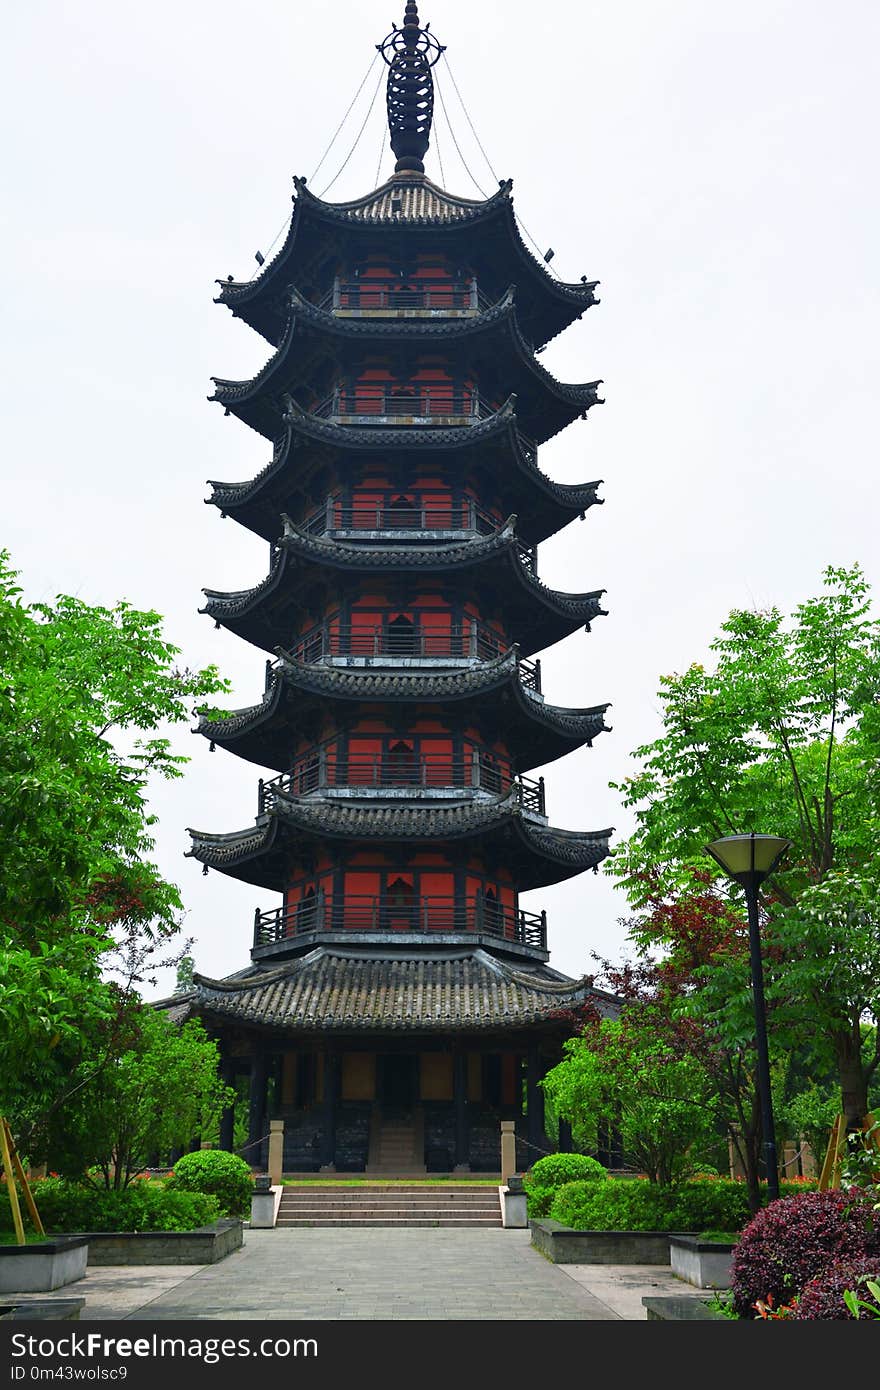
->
[377,4,445,175]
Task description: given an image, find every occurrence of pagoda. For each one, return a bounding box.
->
[173,4,617,1174]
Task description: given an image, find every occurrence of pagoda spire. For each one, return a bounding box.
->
[378,4,445,175]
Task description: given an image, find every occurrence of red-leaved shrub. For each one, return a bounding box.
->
[796,1255,880,1320]
[731,1187,880,1317]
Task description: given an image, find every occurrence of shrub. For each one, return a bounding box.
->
[1,1177,220,1233]
[731,1188,880,1318]
[524,1153,606,1218]
[547,1177,811,1234]
[165,1150,254,1216]
[796,1256,880,1320]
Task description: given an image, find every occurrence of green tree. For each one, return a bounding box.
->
[542,1013,721,1186]
[610,564,880,1130]
[46,1009,234,1189]
[0,550,227,1141]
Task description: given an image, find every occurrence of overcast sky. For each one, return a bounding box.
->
[4,1,878,999]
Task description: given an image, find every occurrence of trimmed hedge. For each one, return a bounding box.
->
[1,1177,220,1233]
[549,1177,815,1234]
[165,1150,254,1217]
[524,1154,607,1218]
[731,1187,880,1317]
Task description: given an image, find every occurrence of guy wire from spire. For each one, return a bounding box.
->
[316,62,386,198]
[309,51,381,185]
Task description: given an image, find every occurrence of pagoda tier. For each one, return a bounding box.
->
[206,401,603,548]
[200,517,606,656]
[186,791,612,893]
[197,648,610,775]
[209,288,602,445]
[216,174,598,352]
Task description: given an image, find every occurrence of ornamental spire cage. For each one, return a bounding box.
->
[377,3,445,174]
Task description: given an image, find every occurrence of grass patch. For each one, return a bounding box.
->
[0,1231,52,1245]
[697,1230,740,1244]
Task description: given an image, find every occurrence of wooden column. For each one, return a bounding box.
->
[453,1052,469,1171]
[320,1050,340,1171]
[247,1051,268,1162]
[526,1047,546,1152]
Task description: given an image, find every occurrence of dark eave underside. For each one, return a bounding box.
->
[208,290,602,445]
[215,175,597,351]
[197,649,611,773]
[200,522,607,658]
[187,794,612,893]
[205,405,603,547]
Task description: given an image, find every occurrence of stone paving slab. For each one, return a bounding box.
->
[3,1230,717,1321]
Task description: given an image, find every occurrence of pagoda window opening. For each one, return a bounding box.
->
[296,885,320,934]
[386,612,419,656]
[383,739,418,787]
[384,493,416,529]
[384,876,418,931]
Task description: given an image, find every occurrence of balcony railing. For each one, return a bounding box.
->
[313,388,497,424]
[300,497,501,537]
[253,895,547,950]
[258,756,546,815]
[272,627,542,690]
[318,278,489,314]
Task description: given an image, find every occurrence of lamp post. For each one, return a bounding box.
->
[704,832,791,1202]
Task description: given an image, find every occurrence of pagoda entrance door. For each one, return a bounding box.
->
[379,1053,418,1110]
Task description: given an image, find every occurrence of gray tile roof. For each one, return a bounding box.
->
[187,794,612,891]
[167,945,618,1031]
[197,647,609,749]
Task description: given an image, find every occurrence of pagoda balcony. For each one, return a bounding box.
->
[299,496,502,541]
[253,895,548,951]
[318,277,491,318]
[258,756,547,818]
[312,388,508,431]
[279,623,542,689]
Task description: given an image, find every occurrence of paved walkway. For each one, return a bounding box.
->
[6,1230,713,1321]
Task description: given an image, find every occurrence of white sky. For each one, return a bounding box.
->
[4,1,878,1000]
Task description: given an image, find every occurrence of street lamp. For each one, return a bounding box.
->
[704,832,791,1202]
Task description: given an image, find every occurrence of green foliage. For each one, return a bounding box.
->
[46,1011,234,1189]
[0,549,228,1135]
[608,564,880,1132]
[165,1150,254,1216]
[0,1177,220,1233]
[542,1018,719,1185]
[548,1178,812,1233]
[523,1155,607,1218]
[842,1276,880,1320]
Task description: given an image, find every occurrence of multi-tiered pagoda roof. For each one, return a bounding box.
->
[168,4,617,1175]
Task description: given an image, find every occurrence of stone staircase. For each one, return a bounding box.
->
[276,1184,503,1228]
[365,1107,425,1175]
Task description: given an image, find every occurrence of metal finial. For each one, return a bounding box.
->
[378,8,445,174]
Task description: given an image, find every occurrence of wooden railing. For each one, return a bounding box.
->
[319,278,488,313]
[299,498,501,536]
[258,756,546,815]
[254,896,547,949]
[313,388,495,422]
[269,631,542,691]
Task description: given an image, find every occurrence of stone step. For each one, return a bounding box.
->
[276,1217,502,1228]
[279,1196,498,1208]
[278,1204,500,1216]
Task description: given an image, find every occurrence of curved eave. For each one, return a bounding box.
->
[161,948,620,1033]
[215,176,597,350]
[199,521,607,656]
[196,650,611,774]
[188,795,613,892]
[205,405,603,547]
[208,289,602,444]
